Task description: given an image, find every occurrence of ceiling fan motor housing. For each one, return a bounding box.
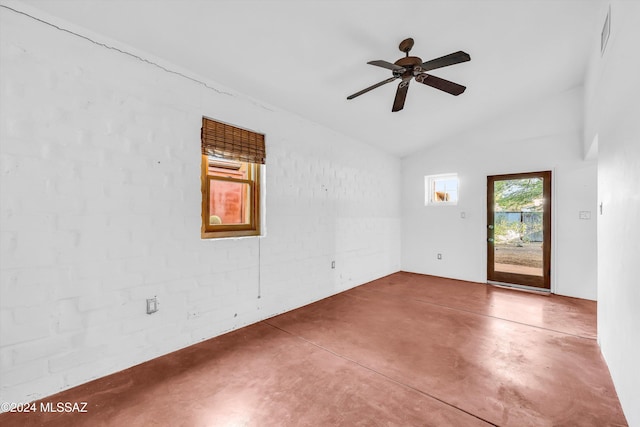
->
[394,56,423,77]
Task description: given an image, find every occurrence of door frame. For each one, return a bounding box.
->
[487,171,552,290]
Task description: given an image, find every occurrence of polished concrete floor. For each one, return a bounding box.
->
[1,272,628,426]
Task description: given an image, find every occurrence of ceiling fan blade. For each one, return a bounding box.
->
[367,60,406,73]
[347,76,398,100]
[392,80,410,112]
[420,51,470,72]
[416,73,466,96]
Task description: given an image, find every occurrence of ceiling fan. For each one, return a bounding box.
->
[347,38,470,112]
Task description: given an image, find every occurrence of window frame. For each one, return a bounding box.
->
[425,173,459,206]
[201,155,262,239]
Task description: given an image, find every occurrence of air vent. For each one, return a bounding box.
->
[601,6,611,56]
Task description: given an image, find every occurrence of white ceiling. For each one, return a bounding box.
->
[11,0,602,157]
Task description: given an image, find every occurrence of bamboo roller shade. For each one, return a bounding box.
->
[201,117,265,164]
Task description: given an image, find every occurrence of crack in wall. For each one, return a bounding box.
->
[0,3,277,112]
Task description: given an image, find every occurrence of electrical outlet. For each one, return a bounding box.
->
[146,297,158,314]
[437,253,442,260]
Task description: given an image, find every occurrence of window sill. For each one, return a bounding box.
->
[426,202,458,207]
[201,229,261,239]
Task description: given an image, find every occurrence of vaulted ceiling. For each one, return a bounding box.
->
[11,0,603,157]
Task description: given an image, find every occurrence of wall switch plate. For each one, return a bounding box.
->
[331,261,335,269]
[460,212,466,219]
[146,297,158,314]
[579,211,591,220]
[437,253,442,260]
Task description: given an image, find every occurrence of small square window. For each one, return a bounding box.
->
[425,174,459,205]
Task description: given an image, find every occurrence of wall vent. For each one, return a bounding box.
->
[601,6,611,56]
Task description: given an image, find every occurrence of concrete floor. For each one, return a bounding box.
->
[0,272,627,426]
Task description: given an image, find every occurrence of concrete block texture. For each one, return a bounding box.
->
[0,7,401,405]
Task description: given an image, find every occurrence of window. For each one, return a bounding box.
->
[425,173,458,205]
[201,117,265,238]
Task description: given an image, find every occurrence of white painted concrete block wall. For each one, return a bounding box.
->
[0,9,401,404]
[401,86,598,300]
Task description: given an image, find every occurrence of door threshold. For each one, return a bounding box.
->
[487,280,551,295]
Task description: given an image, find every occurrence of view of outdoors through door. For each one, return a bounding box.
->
[494,178,543,275]
[487,171,551,289]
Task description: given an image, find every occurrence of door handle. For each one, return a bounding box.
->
[488,237,494,243]
[487,224,494,229]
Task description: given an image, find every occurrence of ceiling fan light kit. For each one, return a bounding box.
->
[347,37,470,112]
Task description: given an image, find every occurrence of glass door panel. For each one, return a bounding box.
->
[487,172,551,289]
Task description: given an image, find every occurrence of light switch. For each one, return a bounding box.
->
[579,211,591,220]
